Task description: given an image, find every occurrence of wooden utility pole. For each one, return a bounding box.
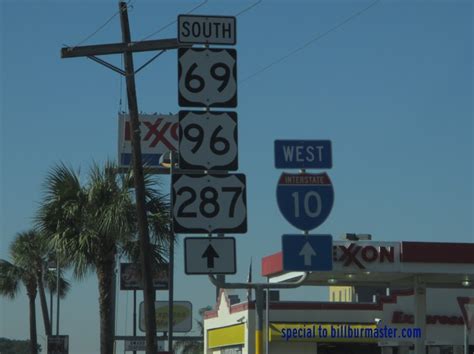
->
[119,3,157,352]
[61,3,186,353]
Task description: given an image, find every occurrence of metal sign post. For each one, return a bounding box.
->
[177,13,244,354]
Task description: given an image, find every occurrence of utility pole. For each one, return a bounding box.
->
[60,3,187,353]
[118,3,157,352]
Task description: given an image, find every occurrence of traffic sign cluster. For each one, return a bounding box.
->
[175,15,242,276]
[275,140,335,272]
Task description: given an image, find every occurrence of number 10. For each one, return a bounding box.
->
[291,191,322,218]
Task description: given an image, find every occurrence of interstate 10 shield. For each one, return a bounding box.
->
[276,172,334,232]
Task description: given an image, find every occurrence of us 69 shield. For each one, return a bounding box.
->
[178,48,237,108]
[172,174,247,234]
[179,110,238,171]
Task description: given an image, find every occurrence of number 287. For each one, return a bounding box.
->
[176,186,242,218]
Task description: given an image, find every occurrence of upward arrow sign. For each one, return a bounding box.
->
[299,241,316,266]
[202,244,219,268]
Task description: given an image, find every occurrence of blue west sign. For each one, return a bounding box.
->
[282,234,333,271]
[276,172,334,231]
[274,140,332,169]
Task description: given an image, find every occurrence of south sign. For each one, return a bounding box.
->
[276,172,334,231]
[178,15,236,45]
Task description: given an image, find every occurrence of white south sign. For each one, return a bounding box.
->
[172,173,247,234]
[178,110,238,171]
[178,15,236,45]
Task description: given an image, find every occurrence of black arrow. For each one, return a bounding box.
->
[202,244,219,268]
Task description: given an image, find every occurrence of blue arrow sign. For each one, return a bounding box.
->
[282,234,333,271]
[276,172,334,231]
[274,140,332,169]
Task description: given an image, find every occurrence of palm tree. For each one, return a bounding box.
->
[0,231,46,354]
[0,230,71,352]
[174,306,212,354]
[36,161,172,354]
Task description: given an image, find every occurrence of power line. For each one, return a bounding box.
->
[140,0,209,41]
[240,0,381,83]
[235,0,263,17]
[71,8,124,49]
[140,0,263,42]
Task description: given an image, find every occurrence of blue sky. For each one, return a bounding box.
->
[1,0,472,353]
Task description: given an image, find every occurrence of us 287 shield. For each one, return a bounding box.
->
[276,172,334,231]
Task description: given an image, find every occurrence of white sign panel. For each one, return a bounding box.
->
[178,48,237,108]
[179,110,238,170]
[125,340,165,351]
[118,113,178,170]
[172,173,247,234]
[139,301,192,333]
[185,237,236,275]
[124,339,145,351]
[178,15,236,45]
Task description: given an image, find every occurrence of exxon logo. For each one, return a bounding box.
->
[125,118,178,149]
[333,244,396,269]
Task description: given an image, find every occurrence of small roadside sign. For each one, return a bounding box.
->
[139,301,193,333]
[178,15,236,45]
[120,263,169,290]
[124,339,165,351]
[47,335,69,354]
[282,234,333,271]
[184,237,236,275]
[276,172,334,231]
[274,140,332,169]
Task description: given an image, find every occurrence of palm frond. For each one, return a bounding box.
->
[44,269,71,299]
[0,260,22,299]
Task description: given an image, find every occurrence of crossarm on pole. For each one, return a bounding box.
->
[61,38,183,58]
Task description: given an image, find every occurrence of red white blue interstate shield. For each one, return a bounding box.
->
[276,172,335,231]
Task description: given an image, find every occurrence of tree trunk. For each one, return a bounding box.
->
[97,260,115,354]
[37,268,51,336]
[27,286,38,354]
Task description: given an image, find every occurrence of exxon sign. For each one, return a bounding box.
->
[332,242,401,273]
[118,113,178,170]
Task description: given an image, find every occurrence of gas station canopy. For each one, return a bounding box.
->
[262,241,474,289]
